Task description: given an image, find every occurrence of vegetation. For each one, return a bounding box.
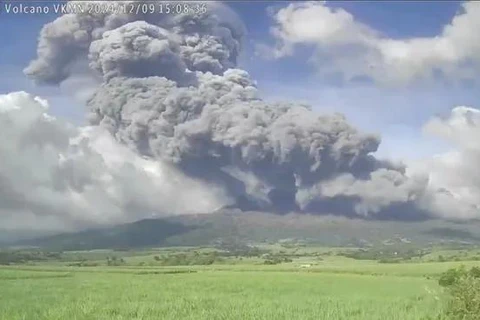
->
[438,266,480,320]
[1,265,442,320]
[2,242,480,319]
[0,250,61,265]
[151,252,220,266]
[339,247,430,262]
[263,254,293,265]
[106,256,126,266]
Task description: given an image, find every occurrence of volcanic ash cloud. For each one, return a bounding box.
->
[14,1,479,226]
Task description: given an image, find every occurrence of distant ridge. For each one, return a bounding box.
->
[7,211,480,251]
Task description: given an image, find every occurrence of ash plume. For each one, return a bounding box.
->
[14,0,478,228]
[25,1,243,85]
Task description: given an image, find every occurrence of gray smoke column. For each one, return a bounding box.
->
[25,1,431,219]
[87,67,399,213]
[88,21,189,83]
[25,1,244,84]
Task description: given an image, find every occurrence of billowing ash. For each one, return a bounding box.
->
[86,69,396,212]
[18,0,477,225]
[25,1,243,84]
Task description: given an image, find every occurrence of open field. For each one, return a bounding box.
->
[2,245,479,320]
[1,266,443,320]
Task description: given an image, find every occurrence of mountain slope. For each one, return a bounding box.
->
[13,211,480,250]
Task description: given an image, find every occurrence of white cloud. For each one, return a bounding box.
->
[0,66,88,124]
[261,1,480,86]
[307,105,480,220]
[0,92,229,232]
[409,106,480,219]
[314,168,428,216]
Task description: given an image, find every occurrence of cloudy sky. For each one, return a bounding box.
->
[1,1,477,160]
[1,1,480,232]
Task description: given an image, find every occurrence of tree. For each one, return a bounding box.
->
[439,266,480,320]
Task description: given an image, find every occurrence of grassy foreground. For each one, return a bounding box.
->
[3,243,480,320]
[1,265,445,320]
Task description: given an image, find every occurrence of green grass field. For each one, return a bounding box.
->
[2,244,480,320]
[1,267,443,320]
[4,250,477,320]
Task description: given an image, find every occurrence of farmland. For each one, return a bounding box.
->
[2,244,479,320]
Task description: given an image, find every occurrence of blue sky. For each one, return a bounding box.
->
[0,4,86,120]
[1,0,477,160]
